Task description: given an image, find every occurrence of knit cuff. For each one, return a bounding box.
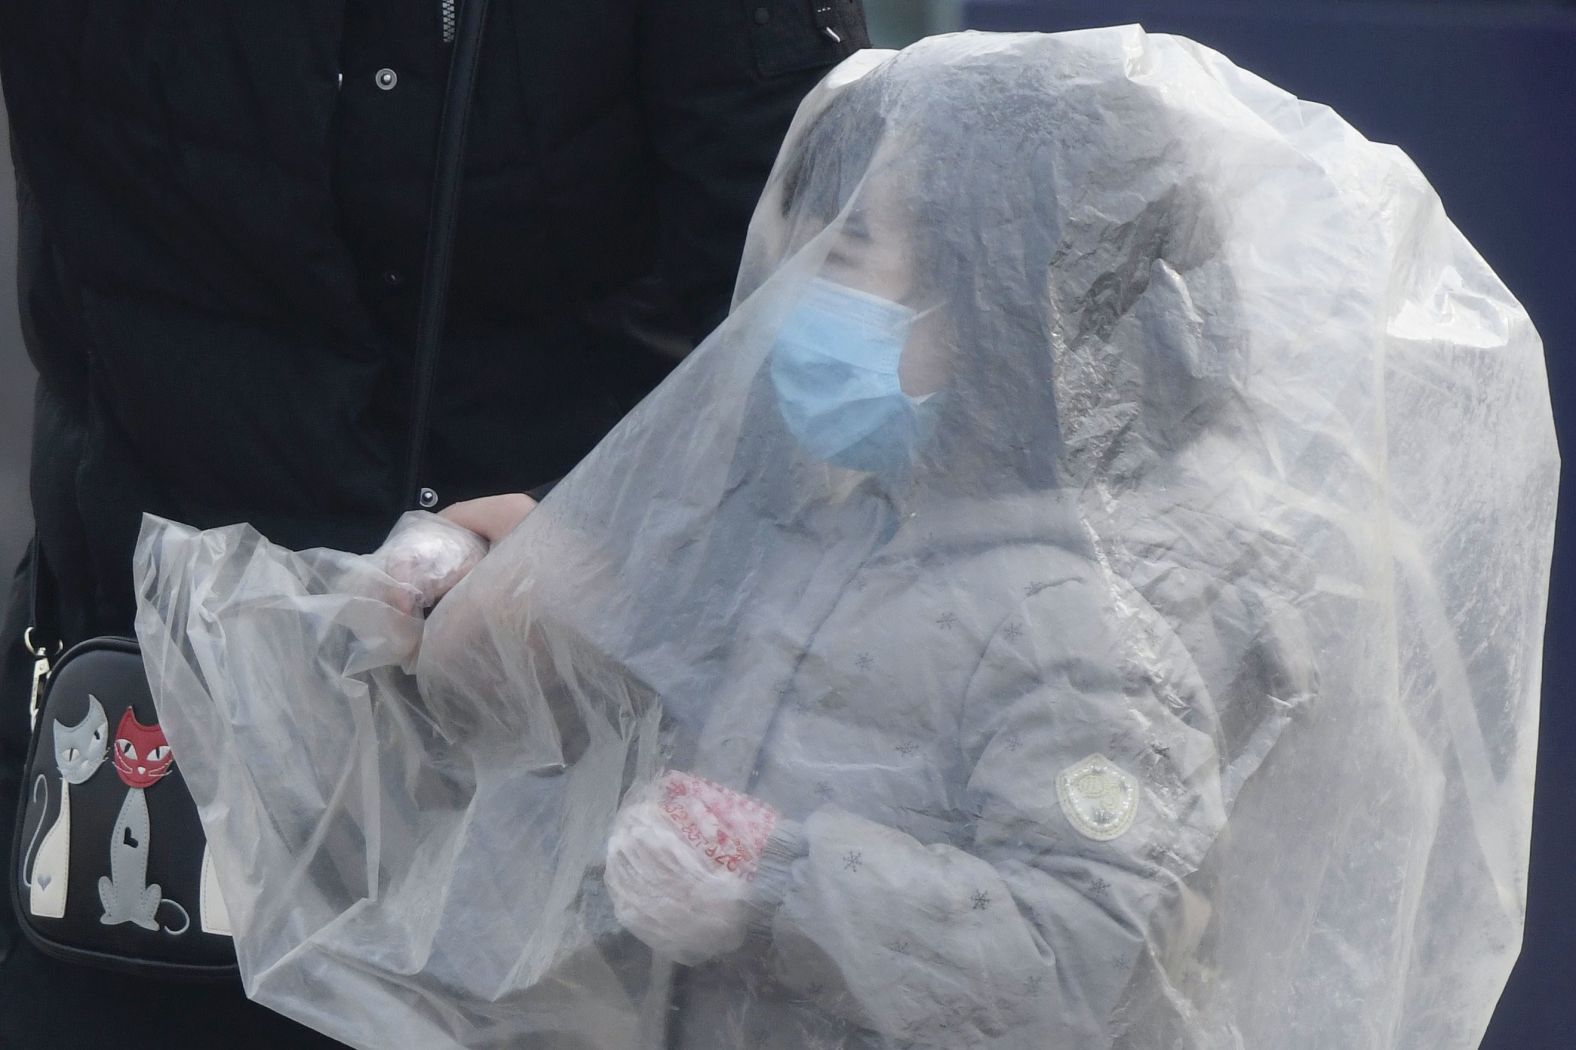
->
[745,817,808,945]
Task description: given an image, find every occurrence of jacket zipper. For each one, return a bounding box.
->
[441,0,457,44]
[405,0,486,511]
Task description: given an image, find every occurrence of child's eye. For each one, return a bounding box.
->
[117,740,137,760]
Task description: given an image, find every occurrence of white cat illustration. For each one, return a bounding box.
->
[21,695,108,919]
[199,845,233,936]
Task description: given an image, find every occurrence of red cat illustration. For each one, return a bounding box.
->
[110,709,173,789]
[100,708,187,933]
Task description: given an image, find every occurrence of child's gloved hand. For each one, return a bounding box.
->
[367,511,490,613]
[367,494,537,613]
[604,772,781,965]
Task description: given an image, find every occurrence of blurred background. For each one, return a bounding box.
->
[2,2,1571,1045]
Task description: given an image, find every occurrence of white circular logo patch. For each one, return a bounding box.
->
[1056,754,1139,841]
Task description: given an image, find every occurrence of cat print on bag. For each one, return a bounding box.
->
[98,708,189,934]
[199,845,234,936]
[21,695,109,918]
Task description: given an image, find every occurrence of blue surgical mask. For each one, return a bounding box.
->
[770,278,935,475]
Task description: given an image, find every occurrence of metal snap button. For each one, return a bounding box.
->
[382,270,404,288]
[376,68,398,91]
[417,487,439,509]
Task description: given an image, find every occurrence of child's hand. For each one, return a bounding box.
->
[368,512,489,612]
[367,495,537,613]
[604,772,781,964]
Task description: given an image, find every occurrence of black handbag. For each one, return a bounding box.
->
[10,0,493,980]
[9,544,238,978]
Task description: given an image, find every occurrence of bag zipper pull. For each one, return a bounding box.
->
[24,627,61,733]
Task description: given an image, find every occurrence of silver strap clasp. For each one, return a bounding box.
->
[24,626,61,732]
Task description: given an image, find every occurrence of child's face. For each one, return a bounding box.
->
[818,161,951,399]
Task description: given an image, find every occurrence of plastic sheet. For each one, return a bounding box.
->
[134,27,1557,1050]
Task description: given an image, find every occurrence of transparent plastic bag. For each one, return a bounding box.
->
[135,27,1557,1050]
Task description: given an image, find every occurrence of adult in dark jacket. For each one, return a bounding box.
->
[0,1,868,1046]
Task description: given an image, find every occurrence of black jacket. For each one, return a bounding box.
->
[0,0,867,661]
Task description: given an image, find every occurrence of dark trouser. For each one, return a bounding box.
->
[0,552,347,1049]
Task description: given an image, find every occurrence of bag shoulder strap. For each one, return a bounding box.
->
[26,535,48,644]
[23,536,62,730]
